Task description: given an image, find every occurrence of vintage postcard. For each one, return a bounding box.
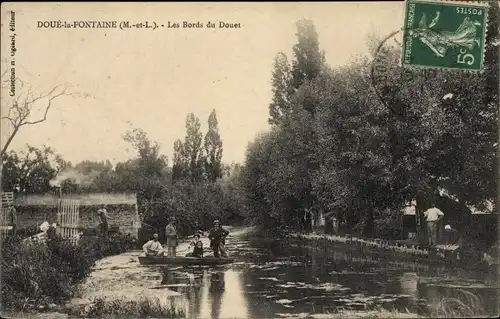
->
[1,2,498,319]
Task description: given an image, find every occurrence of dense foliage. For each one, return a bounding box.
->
[0,234,135,310]
[240,8,499,245]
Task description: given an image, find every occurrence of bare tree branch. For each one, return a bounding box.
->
[23,87,69,126]
[1,76,88,158]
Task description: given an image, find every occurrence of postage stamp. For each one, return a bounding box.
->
[401,0,489,71]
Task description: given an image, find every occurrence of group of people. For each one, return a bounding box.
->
[142,217,230,259]
[423,207,461,248]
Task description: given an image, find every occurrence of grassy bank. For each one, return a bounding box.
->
[70,292,491,318]
[74,297,185,318]
[288,232,497,271]
[0,233,135,312]
[4,289,493,318]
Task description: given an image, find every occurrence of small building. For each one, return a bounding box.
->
[312,210,326,228]
[14,192,141,238]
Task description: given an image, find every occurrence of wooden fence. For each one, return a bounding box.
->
[0,192,15,241]
[0,208,14,241]
[56,199,80,245]
[1,191,14,207]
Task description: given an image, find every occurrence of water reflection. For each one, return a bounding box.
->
[400,272,418,297]
[209,272,224,319]
[161,267,250,319]
[220,270,249,319]
[150,235,498,319]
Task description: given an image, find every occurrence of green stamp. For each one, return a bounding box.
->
[402,0,488,71]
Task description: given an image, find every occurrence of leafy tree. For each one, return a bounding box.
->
[314,60,393,236]
[364,3,499,241]
[182,113,205,183]
[239,131,279,227]
[1,145,67,193]
[172,139,188,182]
[291,19,326,95]
[244,19,327,231]
[123,128,168,179]
[204,110,223,182]
[269,53,294,125]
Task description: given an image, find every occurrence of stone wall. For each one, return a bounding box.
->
[15,193,137,206]
[14,204,140,238]
[13,193,141,239]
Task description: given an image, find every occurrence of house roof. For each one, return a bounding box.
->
[15,193,138,206]
[401,200,495,216]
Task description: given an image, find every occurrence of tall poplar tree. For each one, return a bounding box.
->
[204,110,223,182]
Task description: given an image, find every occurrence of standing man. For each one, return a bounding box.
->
[208,220,229,258]
[423,207,444,247]
[165,216,178,257]
[97,206,111,237]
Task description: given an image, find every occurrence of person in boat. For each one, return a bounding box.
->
[165,216,178,257]
[143,233,164,256]
[189,231,203,247]
[186,232,204,258]
[208,220,229,258]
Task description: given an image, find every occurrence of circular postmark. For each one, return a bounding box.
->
[370,29,439,117]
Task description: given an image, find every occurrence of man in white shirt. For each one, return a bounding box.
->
[143,233,164,256]
[423,207,444,247]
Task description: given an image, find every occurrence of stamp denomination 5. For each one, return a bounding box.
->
[402,0,488,71]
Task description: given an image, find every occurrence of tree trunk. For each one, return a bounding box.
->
[363,210,374,238]
[324,217,333,234]
[0,125,20,158]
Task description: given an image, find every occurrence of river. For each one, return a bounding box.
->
[72,227,499,319]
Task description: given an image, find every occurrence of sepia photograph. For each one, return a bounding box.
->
[0,1,499,318]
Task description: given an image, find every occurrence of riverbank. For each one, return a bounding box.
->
[0,233,135,316]
[1,307,421,318]
[287,231,497,272]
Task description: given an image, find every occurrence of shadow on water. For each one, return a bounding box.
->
[143,233,498,319]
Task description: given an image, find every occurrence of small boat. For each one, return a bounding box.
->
[138,256,234,266]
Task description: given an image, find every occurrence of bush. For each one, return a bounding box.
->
[1,237,75,310]
[374,211,402,240]
[86,233,136,258]
[14,225,42,238]
[0,233,136,311]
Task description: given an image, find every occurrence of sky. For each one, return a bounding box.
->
[1,2,403,166]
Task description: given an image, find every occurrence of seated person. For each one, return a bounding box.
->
[186,232,204,258]
[443,224,462,260]
[143,233,164,256]
[444,224,461,247]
